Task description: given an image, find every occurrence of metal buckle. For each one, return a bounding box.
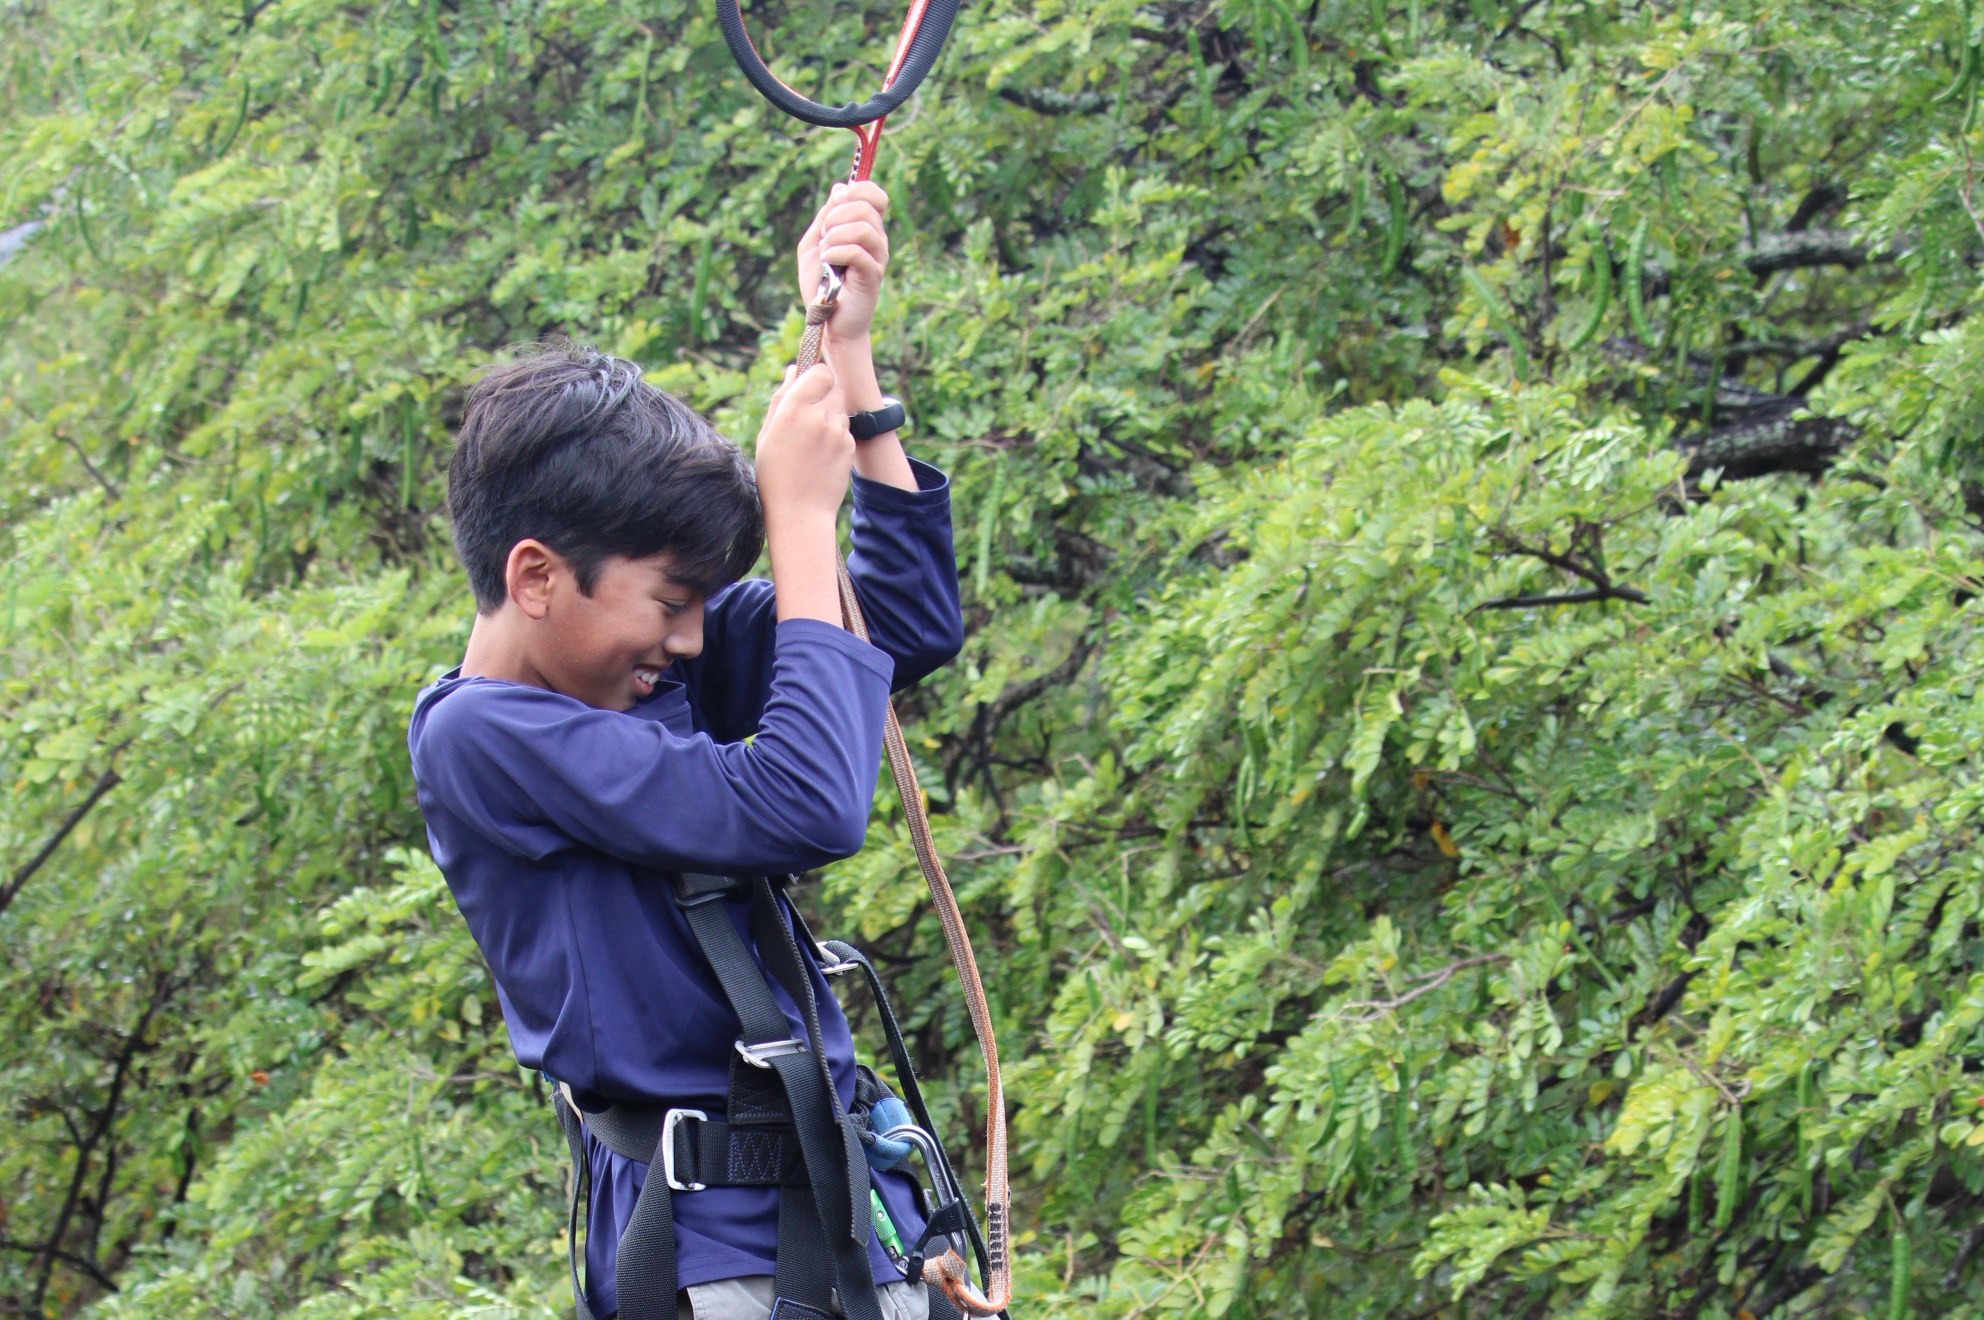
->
[661,1108,708,1191]
[735,1037,807,1068]
[815,943,858,976]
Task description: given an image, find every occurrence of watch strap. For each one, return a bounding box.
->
[847,396,906,442]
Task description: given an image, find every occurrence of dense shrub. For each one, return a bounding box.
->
[3,1,1980,1315]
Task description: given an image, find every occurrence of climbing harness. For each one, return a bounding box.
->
[722,0,1014,1313]
[552,873,990,1320]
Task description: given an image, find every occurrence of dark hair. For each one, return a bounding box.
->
[447,340,762,612]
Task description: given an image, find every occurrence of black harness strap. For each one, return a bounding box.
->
[554,872,974,1320]
[555,1079,692,1320]
[613,1117,684,1320]
[688,876,883,1320]
[589,1106,807,1187]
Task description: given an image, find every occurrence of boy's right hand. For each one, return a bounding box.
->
[755,362,854,526]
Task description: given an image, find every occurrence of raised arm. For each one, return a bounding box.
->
[413,619,892,875]
[797,181,965,686]
[682,459,961,745]
[680,180,964,742]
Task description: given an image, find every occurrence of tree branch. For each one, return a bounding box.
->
[29,972,166,1309]
[1481,529,1650,609]
[1472,588,1642,612]
[1641,228,1901,298]
[1680,402,1860,481]
[1334,954,1509,1023]
[1785,183,1845,233]
[1739,1263,1825,1318]
[55,432,120,500]
[0,1237,118,1291]
[2,750,128,919]
[1944,1221,1984,1290]
[1723,321,1873,368]
[1635,972,1695,1033]
[997,86,1109,116]
[982,635,1097,732]
[226,0,284,35]
[1604,337,1869,480]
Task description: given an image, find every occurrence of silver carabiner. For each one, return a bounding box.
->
[814,259,844,309]
[879,1122,974,1272]
[879,1122,966,1207]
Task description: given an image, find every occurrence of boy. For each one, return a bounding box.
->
[407,182,962,1320]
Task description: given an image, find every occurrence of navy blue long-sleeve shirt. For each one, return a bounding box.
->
[408,460,963,1310]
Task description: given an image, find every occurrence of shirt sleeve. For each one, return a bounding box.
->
[682,457,965,744]
[412,620,894,874]
[844,456,965,689]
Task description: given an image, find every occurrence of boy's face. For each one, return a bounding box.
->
[539,551,707,711]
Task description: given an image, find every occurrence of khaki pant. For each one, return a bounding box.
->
[680,1276,930,1320]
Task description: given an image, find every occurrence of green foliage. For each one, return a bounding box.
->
[4,0,1983,1316]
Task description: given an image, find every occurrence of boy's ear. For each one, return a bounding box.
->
[505,539,561,620]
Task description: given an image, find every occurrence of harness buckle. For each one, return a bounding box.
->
[736,1037,808,1068]
[814,944,859,976]
[673,872,741,907]
[661,1108,708,1191]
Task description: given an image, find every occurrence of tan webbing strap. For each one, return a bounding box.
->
[793,308,1012,1316]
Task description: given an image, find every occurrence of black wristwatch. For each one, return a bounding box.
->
[848,396,907,441]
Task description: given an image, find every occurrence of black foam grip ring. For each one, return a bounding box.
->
[715,0,962,129]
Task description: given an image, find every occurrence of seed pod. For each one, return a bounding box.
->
[1324,1059,1345,1135]
[1392,1069,1413,1173]
[1462,266,1530,381]
[687,230,717,345]
[1712,1102,1743,1229]
[973,460,1006,597]
[1937,0,1976,104]
[1565,239,1612,350]
[1381,171,1408,274]
[400,405,418,509]
[1796,1064,1815,1218]
[74,175,104,263]
[370,55,398,113]
[1890,1212,1911,1320]
[1936,45,1976,104]
[1624,217,1654,345]
[214,78,250,158]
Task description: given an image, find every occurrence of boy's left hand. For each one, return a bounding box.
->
[797,181,890,347]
